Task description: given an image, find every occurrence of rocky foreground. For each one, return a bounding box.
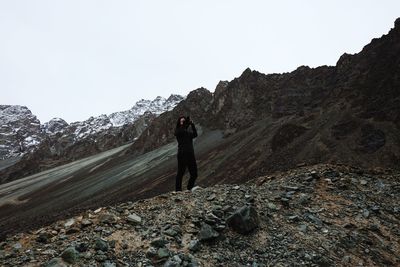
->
[0,164,399,267]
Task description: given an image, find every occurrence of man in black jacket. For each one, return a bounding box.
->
[174,115,198,191]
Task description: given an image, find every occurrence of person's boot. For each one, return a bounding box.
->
[187,176,197,191]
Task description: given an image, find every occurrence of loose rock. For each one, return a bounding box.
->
[226,205,259,234]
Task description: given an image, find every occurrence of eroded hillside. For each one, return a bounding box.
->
[1,164,399,266]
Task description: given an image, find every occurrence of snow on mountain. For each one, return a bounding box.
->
[41,118,69,135]
[0,105,43,159]
[64,94,184,140]
[0,94,184,160]
[108,94,184,127]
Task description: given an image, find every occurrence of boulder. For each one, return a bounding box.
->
[226,205,259,234]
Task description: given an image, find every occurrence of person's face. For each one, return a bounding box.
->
[180,117,185,125]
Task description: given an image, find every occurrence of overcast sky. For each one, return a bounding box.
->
[1,1,399,123]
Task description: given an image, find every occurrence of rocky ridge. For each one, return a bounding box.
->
[0,95,183,160]
[0,95,183,183]
[1,164,399,266]
[127,18,400,175]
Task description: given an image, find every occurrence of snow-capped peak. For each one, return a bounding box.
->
[109,94,184,127]
[43,94,184,139]
[0,94,184,160]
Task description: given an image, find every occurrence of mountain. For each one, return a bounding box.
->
[1,164,399,266]
[0,94,184,183]
[0,18,399,244]
[0,105,42,159]
[127,18,400,178]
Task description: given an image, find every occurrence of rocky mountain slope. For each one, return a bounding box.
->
[3,19,400,184]
[127,18,400,177]
[0,95,183,183]
[1,164,399,266]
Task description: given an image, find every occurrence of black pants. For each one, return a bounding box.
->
[175,151,198,191]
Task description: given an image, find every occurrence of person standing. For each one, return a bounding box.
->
[174,115,198,191]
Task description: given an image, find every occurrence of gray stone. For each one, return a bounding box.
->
[66,227,80,235]
[310,171,319,179]
[95,253,108,262]
[164,228,178,237]
[146,247,157,258]
[94,238,109,252]
[363,209,370,218]
[173,255,182,264]
[299,224,307,232]
[226,205,259,234]
[163,255,182,267]
[45,257,68,267]
[169,228,180,236]
[191,186,202,192]
[312,254,333,266]
[157,247,170,259]
[127,213,142,224]
[207,193,216,201]
[371,205,380,212]
[150,238,169,248]
[64,218,75,227]
[211,206,224,218]
[189,239,200,252]
[298,194,311,205]
[198,223,219,241]
[99,213,118,224]
[267,202,278,210]
[60,247,79,264]
[102,261,116,267]
[81,219,93,227]
[305,213,323,225]
[36,232,52,243]
[75,242,89,252]
[13,242,22,250]
[342,255,351,264]
[288,215,300,222]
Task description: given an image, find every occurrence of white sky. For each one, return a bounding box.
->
[1,1,399,123]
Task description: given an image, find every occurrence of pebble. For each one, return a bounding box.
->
[64,218,75,228]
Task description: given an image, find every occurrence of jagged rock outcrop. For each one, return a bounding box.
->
[41,118,69,136]
[0,105,43,160]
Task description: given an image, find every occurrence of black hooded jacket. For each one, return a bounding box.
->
[174,123,198,154]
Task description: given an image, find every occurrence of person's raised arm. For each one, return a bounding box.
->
[190,122,198,138]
